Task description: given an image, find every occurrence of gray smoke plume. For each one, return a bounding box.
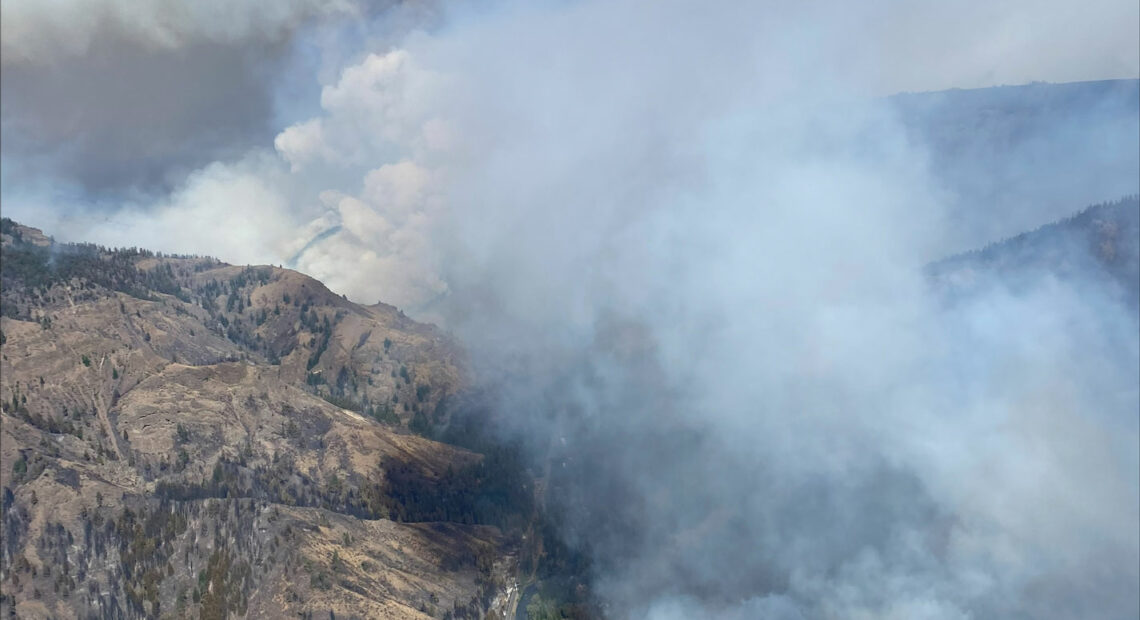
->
[0,0,439,194]
[412,3,1139,618]
[2,1,1137,617]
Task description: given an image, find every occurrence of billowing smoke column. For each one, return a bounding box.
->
[351,4,1134,618]
[3,1,1138,617]
[414,4,1137,619]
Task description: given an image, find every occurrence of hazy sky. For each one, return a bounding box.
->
[1,0,1137,308]
[2,2,1138,619]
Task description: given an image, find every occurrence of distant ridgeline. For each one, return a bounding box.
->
[926,195,1140,309]
[0,217,212,314]
[890,80,1140,250]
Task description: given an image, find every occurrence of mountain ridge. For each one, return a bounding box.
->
[927,194,1140,308]
[2,189,1137,619]
[0,218,530,619]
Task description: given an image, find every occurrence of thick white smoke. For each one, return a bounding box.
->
[2,1,1137,617]
[301,3,1132,617]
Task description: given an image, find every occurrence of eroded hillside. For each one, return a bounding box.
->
[0,219,527,620]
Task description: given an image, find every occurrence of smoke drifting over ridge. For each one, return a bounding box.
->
[4,0,1137,308]
[3,1,1139,617]
[419,9,1139,613]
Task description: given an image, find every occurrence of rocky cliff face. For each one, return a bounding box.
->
[0,219,522,620]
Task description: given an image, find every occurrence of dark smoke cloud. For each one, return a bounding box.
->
[0,0,428,195]
[1,36,286,193]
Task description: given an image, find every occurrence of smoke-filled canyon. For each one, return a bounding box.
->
[2,1,1137,618]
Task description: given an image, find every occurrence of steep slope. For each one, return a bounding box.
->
[0,220,525,620]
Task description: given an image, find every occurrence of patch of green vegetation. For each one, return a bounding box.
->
[321,393,363,412]
[367,402,400,426]
[408,409,432,436]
